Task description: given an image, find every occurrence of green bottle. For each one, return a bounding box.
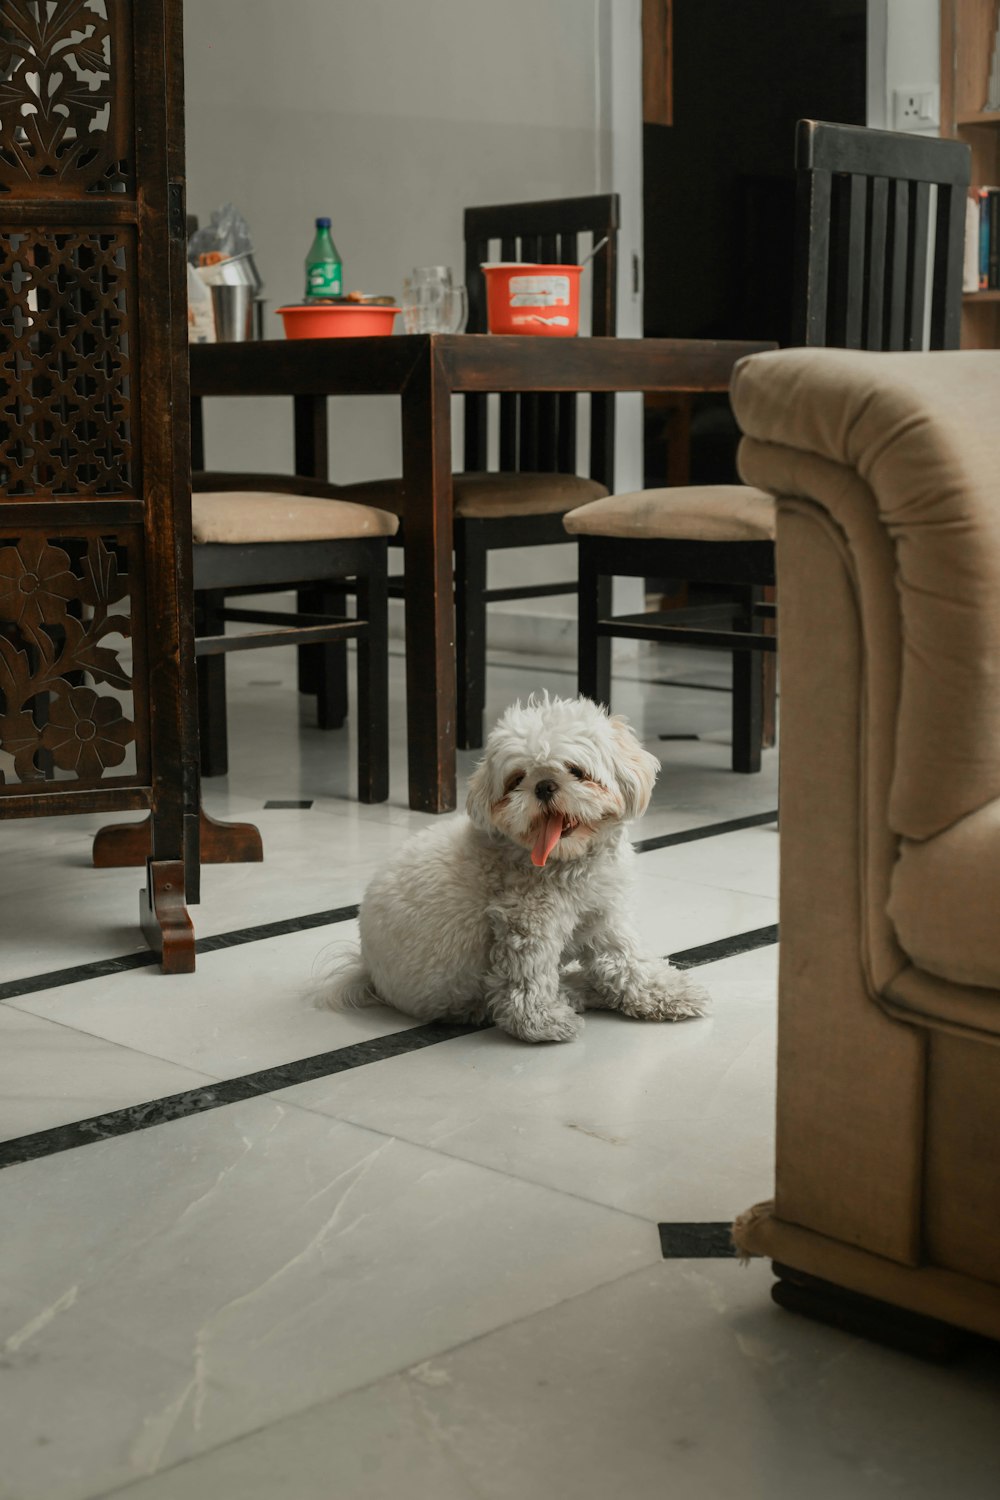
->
[305,217,342,299]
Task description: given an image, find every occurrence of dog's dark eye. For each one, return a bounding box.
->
[505,771,525,793]
[567,765,586,780]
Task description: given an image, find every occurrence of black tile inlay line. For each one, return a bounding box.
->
[658,1222,738,1258]
[0,950,161,1001]
[264,799,314,810]
[0,921,781,1172]
[651,678,732,695]
[2,811,774,1003]
[657,733,700,741]
[669,924,778,969]
[0,904,360,1003]
[633,809,777,854]
[0,1022,485,1171]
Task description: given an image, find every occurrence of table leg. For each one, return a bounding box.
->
[293,394,329,480]
[293,395,343,707]
[401,344,457,812]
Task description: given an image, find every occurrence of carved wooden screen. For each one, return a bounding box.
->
[0,0,198,969]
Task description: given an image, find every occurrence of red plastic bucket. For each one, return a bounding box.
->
[276,304,399,338]
[482,263,582,336]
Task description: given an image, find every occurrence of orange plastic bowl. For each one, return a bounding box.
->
[276,303,400,338]
[483,263,582,336]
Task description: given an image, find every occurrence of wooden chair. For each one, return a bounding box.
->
[336,194,620,750]
[455,194,618,748]
[190,476,396,803]
[567,121,971,772]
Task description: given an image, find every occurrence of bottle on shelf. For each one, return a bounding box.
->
[304,217,342,300]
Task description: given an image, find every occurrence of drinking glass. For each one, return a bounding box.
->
[402,268,467,333]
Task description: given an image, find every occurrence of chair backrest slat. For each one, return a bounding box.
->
[556,231,580,473]
[497,234,519,472]
[794,119,970,351]
[536,233,561,472]
[846,174,868,347]
[793,166,832,346]
[865,176,889,349]
[515,232,542,472]
[887,178,910,349]
[931,180,967,350]
[462,194,619,481]
[463,234,490,471]
[905,180,932,349]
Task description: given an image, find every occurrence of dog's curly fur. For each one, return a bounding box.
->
[327,695,710,1043]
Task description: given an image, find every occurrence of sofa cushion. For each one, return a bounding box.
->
[888,800,1000,991]
[340,471,607,519]
[563,484,775,541]
[192,492,399,544]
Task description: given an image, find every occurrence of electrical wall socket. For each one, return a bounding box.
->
[893,86,940,131]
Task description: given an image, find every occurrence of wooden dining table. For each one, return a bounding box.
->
[189,333,774,815]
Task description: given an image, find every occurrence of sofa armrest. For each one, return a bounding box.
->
[732,347,1000,843]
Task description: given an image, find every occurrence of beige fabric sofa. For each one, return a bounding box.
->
[728,347,1000,1345]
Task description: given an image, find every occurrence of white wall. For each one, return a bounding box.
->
[868,0,940,133]
[184,0,644,648]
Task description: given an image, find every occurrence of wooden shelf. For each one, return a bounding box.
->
[942,0,1000,347]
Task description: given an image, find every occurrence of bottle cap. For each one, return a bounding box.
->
[315,217,331,228]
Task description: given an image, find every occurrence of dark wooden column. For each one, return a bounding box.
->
[0,0,199,971]
[400,339,457,813]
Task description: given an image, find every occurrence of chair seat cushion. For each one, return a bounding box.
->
[888,800,1000,991]
[340,471,608,520]
[563,484,776,542]
[192,492,399,545]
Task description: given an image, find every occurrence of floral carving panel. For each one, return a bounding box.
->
[0,0,132,195]
[0,227,136,497]
[0,531,148,789]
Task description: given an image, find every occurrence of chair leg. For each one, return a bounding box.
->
[315,585,349,730]
[195,591,229,777]
[456,519,487,751]
[356,548,390,803]
[732,585,764,774]
[577,539,612,707]
[298,584,348,728]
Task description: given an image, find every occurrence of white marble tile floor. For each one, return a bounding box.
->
[2,638,998,1499]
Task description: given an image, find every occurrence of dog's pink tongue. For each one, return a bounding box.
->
[531,812,565,868]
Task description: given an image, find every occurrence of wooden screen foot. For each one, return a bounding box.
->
[200,808,263,863]
[94,808,263,867]
[141,860,195,974]
[771,1263,975,1363]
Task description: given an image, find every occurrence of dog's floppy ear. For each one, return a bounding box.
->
[608,713,659,820]
[466,756,495,831]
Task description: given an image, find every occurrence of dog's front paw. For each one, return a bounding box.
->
[618,961,711,1022]
[498,1003,584,1044]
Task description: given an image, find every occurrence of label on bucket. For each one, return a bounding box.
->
[512,313,571,326]
[508,274,571,306]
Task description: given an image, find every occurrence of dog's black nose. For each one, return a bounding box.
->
[535,779,558,803]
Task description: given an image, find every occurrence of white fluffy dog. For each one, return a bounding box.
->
[330,695,710,1043]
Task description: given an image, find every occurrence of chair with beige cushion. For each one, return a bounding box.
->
[566,121,970,773]
[565,486,776,772]
[729,345,1000,1352]
[336,193,619,750]
[191,476,397,803]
